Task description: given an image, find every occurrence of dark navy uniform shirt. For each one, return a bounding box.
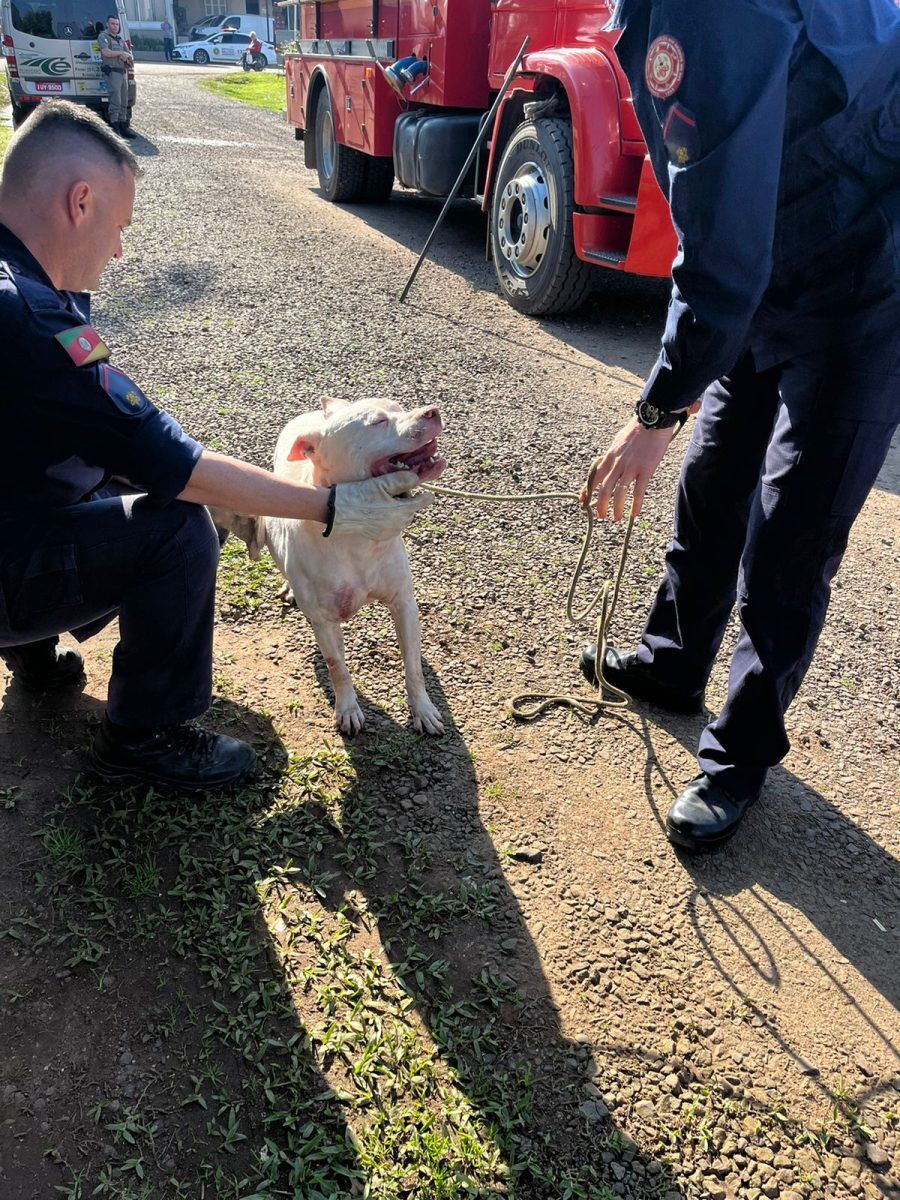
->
[609,0,900,413]
[0,224,203,549]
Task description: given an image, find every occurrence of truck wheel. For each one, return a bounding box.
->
[363,157,394,204]
[490,117,592,316]
[315,88,368,203]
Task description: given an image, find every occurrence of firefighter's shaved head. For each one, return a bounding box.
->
[0,100,139,200]
[0,101,139,292]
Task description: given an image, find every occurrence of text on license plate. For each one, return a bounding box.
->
[34,81,64,92]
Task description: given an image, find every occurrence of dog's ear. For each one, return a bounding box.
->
[287,431,322,461]
[319,394,349,418]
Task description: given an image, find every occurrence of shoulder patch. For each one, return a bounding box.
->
[99,363,150,415]
[56,324,110,367]
[645,35,685,100]
[663,102,700,165]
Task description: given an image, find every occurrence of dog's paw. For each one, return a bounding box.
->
[409,694,444,736]
[334,699,365,736]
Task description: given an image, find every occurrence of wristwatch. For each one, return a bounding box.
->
[634,399,688,432]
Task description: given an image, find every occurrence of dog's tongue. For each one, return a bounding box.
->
[397,439,439,469]
[372,440,445,480]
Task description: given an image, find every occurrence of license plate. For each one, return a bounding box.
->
[34,81,64,93]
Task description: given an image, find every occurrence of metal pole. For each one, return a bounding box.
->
[398,34,530,304]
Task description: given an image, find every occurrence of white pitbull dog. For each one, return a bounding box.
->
[222,396,446,736]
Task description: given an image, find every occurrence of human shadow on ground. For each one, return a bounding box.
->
[0,665,681,1196]
[626,707,899,1110]
[0,677,351,1196]
[130,131,160,157]
[297,651,683,1195]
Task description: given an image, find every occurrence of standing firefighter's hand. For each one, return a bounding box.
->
[583,418,677,521]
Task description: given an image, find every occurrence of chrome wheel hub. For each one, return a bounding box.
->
[320,108,335,181]
[496,161,552,277]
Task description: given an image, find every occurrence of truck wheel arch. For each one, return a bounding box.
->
[485,49,631,212]
[304,68,331,171]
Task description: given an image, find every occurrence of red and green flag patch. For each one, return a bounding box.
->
[55,324,110,367]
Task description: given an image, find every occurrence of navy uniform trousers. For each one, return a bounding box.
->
[0,494,220,728]
[636,339,898,801]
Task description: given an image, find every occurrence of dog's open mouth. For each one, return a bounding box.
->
[371,439,446,483]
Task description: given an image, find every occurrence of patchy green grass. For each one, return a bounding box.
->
[199,70,285,114]
[20,740,618,1199]
[0,124,12,158]
[6,556,848,1200]
[217,536,281,615]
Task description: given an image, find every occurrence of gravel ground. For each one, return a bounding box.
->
[0,64,898,1199]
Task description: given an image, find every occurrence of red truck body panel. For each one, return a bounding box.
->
[285,0,676,282]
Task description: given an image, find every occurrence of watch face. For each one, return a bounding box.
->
[637,400,661,427]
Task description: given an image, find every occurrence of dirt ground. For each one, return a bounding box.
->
[1,65,898,1200]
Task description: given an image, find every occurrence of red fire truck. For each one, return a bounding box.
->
[283,0,677,315]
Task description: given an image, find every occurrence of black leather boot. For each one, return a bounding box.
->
[0,637,85,691]
[117,121,137,140]
[579,644,704,714]
[90,716,257,790]
[666,773,759,851]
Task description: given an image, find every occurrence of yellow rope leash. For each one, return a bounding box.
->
[421,472,635,721]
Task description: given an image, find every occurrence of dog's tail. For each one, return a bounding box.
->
[207,507,267,562]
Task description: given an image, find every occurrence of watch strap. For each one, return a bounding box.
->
[635,399,689,431]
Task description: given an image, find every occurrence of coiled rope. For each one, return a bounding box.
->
[422,463,635,720]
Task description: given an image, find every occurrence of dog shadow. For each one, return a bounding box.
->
[0,680,355,1196]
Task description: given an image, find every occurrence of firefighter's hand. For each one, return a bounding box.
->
[581,418,678,521]
[332,472,434,540]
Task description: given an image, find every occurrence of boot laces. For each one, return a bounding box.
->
[163,723,219,763]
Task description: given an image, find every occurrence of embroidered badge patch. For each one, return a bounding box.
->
[663,102,700,165]
[55,324,110,367]
[99,363,150,415]
[645,35,685,99]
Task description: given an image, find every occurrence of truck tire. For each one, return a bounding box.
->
[315,88,368,203]
[362,157,394,204]
[490,117,592,316]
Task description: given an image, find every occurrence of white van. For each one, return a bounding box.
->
[1,0,135,127]
[190,13,272,41]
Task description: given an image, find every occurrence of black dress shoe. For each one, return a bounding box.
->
[665,773,758,852]
[579,644,703,714]
[0,637,85,691]
[90,717,257,790]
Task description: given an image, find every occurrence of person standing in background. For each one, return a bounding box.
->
[97,15,136,139]
[160,18,174,62]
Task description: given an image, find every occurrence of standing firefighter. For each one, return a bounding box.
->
[580,0,900,851]
[97,15,136,139]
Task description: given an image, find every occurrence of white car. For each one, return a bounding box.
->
[172,32,278,67]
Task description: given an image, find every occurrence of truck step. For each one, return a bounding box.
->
[582,248,627,266]
[598,194,638,213]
